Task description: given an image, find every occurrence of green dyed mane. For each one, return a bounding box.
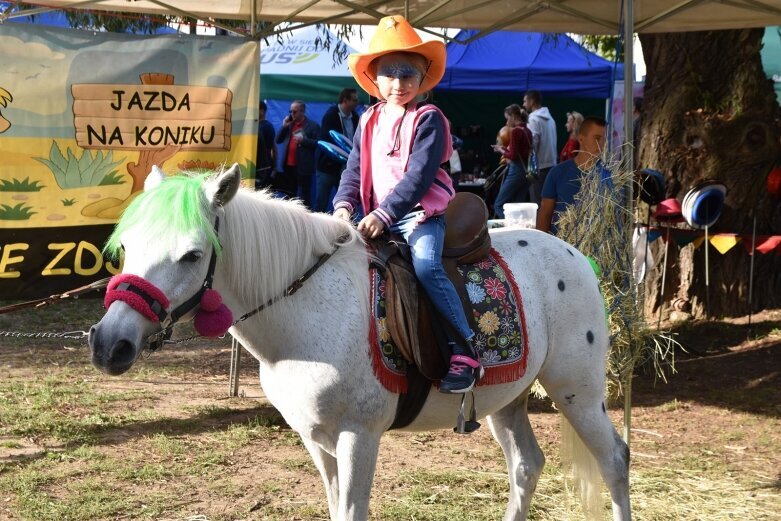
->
[104,173,221,259]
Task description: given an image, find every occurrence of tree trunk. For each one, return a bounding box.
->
[639,29,781,320]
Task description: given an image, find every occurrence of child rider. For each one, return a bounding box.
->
[332,15,483,393]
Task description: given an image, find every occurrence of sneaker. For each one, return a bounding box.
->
[440,355,484,394]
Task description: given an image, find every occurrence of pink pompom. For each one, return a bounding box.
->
[194,304,233,337]
[200,289,222,312]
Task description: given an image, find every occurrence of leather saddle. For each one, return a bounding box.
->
[369,192,491,382]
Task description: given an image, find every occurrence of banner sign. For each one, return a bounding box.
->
[0,24,259,299]
[0,224,120,298]
[72,84,232,150]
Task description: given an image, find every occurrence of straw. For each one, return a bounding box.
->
[555,157,678,402]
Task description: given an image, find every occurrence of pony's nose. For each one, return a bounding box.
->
[90,324,137,375]
[105,339,136,375]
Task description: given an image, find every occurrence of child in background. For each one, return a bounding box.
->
[333,15,483,393]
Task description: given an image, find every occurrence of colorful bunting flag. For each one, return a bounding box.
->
[709,234,741,254]
[756,235,781,254]
[648,227,781,255]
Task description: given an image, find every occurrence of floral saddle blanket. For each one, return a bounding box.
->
[369,248,529,394]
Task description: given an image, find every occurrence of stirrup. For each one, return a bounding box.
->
[454,391,481,434]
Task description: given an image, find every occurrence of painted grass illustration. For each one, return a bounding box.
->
[0,203,36,220]
[0,177,45,192]
[35,142,125,189]
[61,198,77,206]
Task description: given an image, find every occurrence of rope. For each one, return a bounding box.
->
[0,329,88,340]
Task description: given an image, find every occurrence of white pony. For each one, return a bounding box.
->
[89,165,631,521]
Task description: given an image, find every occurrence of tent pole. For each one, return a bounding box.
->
[748,212,757,332]
[251,0,256,37]
[622,0,635,450]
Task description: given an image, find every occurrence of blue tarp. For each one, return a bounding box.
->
[439,30,623,99]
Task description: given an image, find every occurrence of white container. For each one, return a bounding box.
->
[503,202,538,228]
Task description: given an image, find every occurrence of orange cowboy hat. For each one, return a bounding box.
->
[348,15,446,99]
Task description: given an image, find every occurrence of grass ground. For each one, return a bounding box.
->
[1,300,779,520]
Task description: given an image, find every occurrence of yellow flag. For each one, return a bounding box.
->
[709,234,741,254]
[692,236,705,249]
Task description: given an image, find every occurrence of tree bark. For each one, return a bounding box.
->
[639,29,781,319]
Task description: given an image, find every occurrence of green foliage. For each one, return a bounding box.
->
[581,35,622,61]
[0,203,36,220]
[64,12,171,34]
[61,198,76,206]
[0,177,45,192]
[34,142,124,189]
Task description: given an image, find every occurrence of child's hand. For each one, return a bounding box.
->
[358,213,385,239]
[333,208,351,221]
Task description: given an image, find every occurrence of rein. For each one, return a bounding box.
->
[0,277,111,315]
[1,209,348,352]
[141,231,348,352]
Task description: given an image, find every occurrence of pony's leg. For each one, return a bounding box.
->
[486,392,545,521]
[300,436,339,520]
[335,428,381,521]
[543,385,632,521]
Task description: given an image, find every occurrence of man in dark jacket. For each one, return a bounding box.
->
[255,100,277,190]
[275,100,320,208]
[314,88,359,212]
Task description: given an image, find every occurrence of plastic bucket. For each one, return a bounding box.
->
[503,202,538,228]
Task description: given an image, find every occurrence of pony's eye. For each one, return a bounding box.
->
[180,251,202,263]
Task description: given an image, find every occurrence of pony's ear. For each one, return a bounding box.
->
[205,163,241,208]
[144,165,166,191]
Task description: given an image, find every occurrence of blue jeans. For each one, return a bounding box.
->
[389,212,475,342]
[493,160,529,218]
[314,170,340,213]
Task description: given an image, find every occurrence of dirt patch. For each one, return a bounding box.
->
[1,304,780,520]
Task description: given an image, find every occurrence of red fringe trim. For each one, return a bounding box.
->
[478,249,529,386]
[367,269,408,394]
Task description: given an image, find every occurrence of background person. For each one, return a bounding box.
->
[559,111,583,162]
[275,100,320,207]
[536,116,608,235]
[255,100,277,190]
[314,88,360,212]
[491,104,533,218]
[523,90,557,204]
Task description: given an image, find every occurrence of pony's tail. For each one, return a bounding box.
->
[560,415,604,520]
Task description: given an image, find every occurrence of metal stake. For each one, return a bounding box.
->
[704,224,710,319]
[228,335,241,397]
[748,213,757,332]
[656,226,671,330]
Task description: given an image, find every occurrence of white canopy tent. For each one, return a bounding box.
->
[5,1,780,35]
